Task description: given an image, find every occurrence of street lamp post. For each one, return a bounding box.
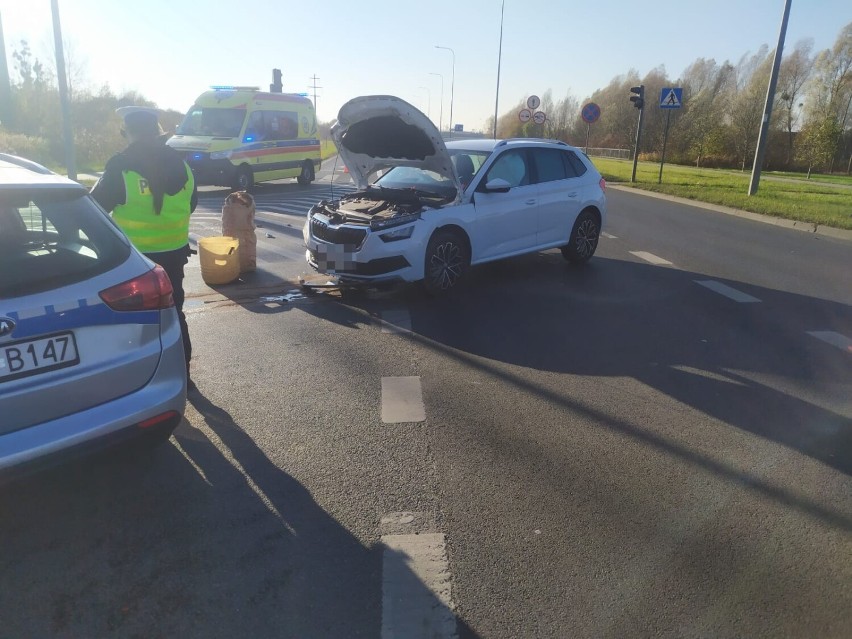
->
[429,72,444,133]
[417,86,431,120]
[435,45,455,136]
[494,0,505,139]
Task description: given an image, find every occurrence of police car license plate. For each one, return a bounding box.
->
[0,332,80,382]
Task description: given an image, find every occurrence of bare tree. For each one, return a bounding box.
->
[804,22,852,170]
[41,34,88,102]
[776,39,815,166]
[677,58,734,166]
[729,47,773,170]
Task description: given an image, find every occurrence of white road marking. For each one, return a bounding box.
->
[630,251,673,266]
[381,533,456,639]
[807,331,852,353]
[381,376,426,423]
[602,232,618,239]
[381,309,412,334]
[694,280,761,303]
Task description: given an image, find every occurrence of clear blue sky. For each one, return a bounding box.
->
[1,0,849,131]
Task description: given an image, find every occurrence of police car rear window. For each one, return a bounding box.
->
[0,190,131,298]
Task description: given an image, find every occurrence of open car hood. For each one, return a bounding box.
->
[332,95,461,193]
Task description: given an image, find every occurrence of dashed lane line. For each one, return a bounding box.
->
[381,376,426,424]
[381,532,456,639]
[630,251,673,266]
[602,232,618,239]
[807,331,852,354]
[694,280,762,303]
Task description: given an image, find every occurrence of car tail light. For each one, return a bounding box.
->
[599,177,607,192]
[99,265,175,311]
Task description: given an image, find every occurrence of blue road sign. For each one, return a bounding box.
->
[660,88,683,108]
[581,102,601,124]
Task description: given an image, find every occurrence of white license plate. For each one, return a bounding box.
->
[0,332,80,382]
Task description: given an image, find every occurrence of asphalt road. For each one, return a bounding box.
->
[1,181,850,638]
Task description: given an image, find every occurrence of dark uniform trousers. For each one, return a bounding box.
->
[147,245,192,373]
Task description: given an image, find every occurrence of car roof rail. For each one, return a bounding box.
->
[496,138,570,148]
[0,153,55,175]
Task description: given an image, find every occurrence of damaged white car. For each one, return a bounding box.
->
[304,95,607,293]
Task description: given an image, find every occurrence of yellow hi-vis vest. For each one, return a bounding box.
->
[112,164,194,253]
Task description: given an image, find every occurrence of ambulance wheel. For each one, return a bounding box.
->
[297,161,315,186]
[233,166,253,191]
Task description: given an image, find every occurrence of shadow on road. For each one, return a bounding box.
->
[303,252,852,529]
[0,391,478,637]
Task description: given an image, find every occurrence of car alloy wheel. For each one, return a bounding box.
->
[425,231,469,293]
[562,210,600,264]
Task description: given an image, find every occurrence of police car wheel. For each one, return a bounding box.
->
[233,166,253,191]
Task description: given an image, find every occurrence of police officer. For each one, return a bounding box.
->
[92,106,197,387]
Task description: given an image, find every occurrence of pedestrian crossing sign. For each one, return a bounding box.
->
[660,87,683,108]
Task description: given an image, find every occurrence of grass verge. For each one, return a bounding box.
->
[593,158,852,230]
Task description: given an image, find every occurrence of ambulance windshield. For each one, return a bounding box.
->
[176,107,246,138]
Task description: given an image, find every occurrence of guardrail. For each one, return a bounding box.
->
[585,147,631,160]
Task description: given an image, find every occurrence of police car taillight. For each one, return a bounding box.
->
[99,266,175,311]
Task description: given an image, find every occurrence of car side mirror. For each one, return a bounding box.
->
[484,178,511,193]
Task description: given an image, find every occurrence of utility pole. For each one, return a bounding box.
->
[308,74,322,113]
[0,11,13,128]
[748,0,791,195]
[51,0,75,180]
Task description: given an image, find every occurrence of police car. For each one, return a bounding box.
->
[0,154,186,478]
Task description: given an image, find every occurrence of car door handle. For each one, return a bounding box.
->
[567,192,578,198]
[525,199,536,205]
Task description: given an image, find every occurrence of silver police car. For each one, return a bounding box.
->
[0,154,186,478]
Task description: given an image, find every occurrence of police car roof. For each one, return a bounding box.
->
[0,154,86,190]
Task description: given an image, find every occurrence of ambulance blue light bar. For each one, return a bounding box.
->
[210,85,260,91]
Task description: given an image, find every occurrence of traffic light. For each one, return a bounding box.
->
[270,68,283,93]
[630,85,645,110]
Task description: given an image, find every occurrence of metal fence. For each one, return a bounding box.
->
[585,147,632,160]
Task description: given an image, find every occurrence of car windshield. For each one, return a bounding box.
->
[176,106,246,137]
[372,148,492,196]
[0,190,131,297]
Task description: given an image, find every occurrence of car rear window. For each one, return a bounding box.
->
[563,151,588,177]
[0,189,131,298]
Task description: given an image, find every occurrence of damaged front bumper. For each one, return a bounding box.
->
[303,213,426,284]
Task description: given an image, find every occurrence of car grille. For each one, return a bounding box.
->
[311,218,367,249]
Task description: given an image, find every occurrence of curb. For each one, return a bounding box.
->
[607,184,852,242]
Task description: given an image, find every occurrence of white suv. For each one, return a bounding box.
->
[304,95,606,293]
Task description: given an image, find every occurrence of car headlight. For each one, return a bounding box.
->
[370,212,420,231]
[209,151,229,160]
[379,224,416,242]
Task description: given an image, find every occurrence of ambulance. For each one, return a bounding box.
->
[167,87,321,190]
